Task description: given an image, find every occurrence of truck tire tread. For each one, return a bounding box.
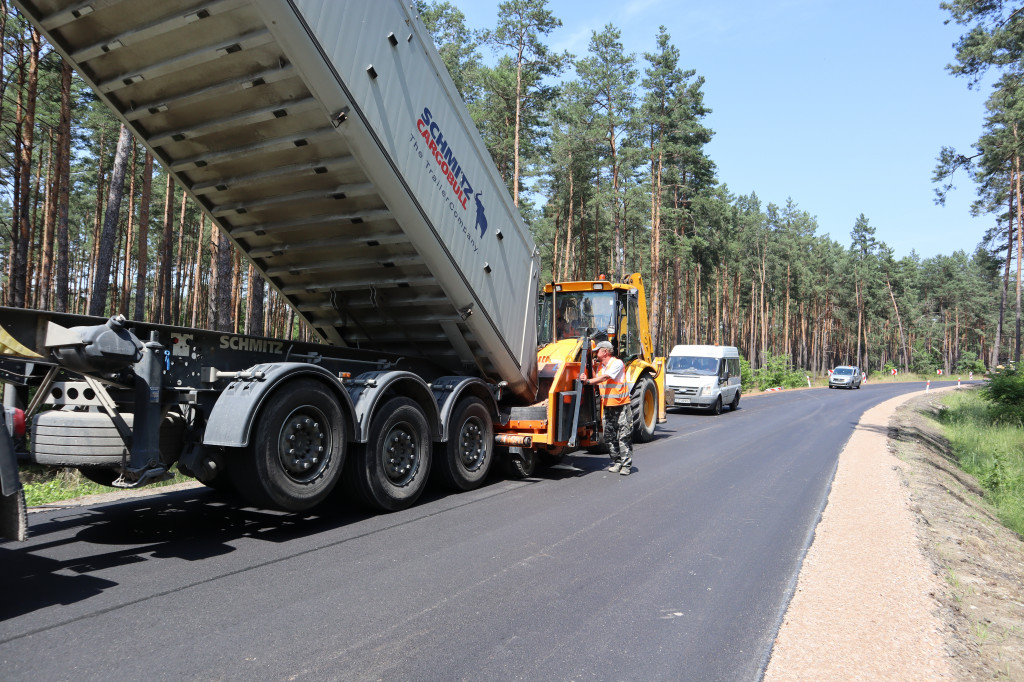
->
[342,397,430,512]
[434,397,493,491]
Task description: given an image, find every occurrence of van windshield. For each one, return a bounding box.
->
[667,355,719,376]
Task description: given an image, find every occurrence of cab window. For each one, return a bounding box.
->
[537,290,616,344]
[623,294,641,360]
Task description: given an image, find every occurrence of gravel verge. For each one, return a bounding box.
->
[765,387,1024,681]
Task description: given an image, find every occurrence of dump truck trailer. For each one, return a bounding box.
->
[0,0,669,537]
[13,0,541,399]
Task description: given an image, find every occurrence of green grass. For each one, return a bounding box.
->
[936,390,1024,537]
[20,465,191,506]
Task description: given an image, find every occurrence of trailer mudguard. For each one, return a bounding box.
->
[346,370,440,443]
[430,376,499,441]
[203,363,353,448]
[0,419,27,541]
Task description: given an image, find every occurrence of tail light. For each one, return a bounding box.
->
[4,407,26,438]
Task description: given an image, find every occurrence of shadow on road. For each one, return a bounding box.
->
[0,485,381,621]
[0,449,638,624]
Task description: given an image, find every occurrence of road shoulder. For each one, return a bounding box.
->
[764,388,955,680]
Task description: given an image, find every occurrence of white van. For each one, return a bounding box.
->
[665,345,742,414]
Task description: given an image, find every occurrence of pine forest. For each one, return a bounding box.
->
[1,0,1021,378]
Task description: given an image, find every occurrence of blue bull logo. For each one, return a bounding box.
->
[473,192,487,238]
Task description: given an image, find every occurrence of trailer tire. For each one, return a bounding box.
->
[231,379,346,512]
[435,397,493,491]
[632,376,658,443]
[344,397,431,512]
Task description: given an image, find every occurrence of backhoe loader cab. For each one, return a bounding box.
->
[536,274,668,443]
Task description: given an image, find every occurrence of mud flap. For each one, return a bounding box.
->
[0,420,27,541]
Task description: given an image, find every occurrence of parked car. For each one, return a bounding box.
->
[665,345,742,414]
[829,365,862,389]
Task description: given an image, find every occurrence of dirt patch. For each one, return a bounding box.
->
[890,391,1024,680]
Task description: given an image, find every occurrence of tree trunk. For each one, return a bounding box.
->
[120,143,137,315]
[783,264,791,364]
[155,174,175,323]
[172,189,187,325]
[993,194,1013,367]
[231,252,243,333]
[1014,146,1023,363]
[608,118,623,280]
[11,27,40,308]
[562,163,575,280]
[759,244,768,367]
[53,61,73,313]
[88,125,133,317]
[512,56,522,206]
[86,129,107,315]
[8,35,24,306]
[26,134,48,307]
[749,276,757,365]
[110,210,124,313]
[34,128,55,309]
[247,264,266,336]
[855,278,863,367]
[886,276,908,372]
[211,228,234,332]
[191,214,205,327]
[593,182,600,278]
[650,151,662,350]
[134,152,153,320]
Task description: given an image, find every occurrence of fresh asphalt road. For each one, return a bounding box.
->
[0,381,970,681]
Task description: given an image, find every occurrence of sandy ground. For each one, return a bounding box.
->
[765,389,953,680]
[765,386,1024,681]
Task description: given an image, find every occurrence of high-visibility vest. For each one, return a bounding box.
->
[599,371,630,407]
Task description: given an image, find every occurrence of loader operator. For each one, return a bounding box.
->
[585,340,633,475]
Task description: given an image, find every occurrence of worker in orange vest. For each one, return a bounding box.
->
[585,340,633,475]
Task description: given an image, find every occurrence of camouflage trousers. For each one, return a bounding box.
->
[603,402,633,467]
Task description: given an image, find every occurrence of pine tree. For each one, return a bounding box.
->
[484,0,566,207]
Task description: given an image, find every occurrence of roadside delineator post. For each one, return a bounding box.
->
[926,379,930,392]
[806,375,811,388]
[958,377,961,388]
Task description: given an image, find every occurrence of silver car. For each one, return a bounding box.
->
[829,365,862,389]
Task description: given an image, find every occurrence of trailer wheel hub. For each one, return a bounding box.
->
[458,418,486,472]
[278,408,329,483]
[383,426,418,486]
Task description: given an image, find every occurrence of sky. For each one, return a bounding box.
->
[451,0,994,260]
